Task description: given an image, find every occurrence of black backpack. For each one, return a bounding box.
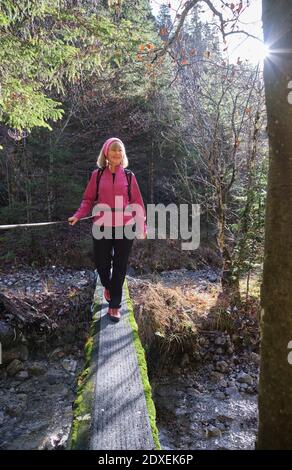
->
[96,167,133,203]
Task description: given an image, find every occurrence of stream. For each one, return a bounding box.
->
[0,267,258,450]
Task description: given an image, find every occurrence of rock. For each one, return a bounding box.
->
[238,372,253,385]
[0,321,15,347]
[155,386,185,413]
[50,384,69,396]
[7,405,23,417]
[45,370,63,385]
[215,336,226,346]
[16,393,28,400]
[174,407,188,418]
[215,392,226,400]
[0,411,7,425]
[77,280,88,287]
[225,386,238,396]
[239,383,248,390]
[228,379,236,386]
[62,359,77,374]
[210,371,224,382]
[205,425,222,438]
[14,371,29,381]
[7,359,24,377]
[193,382,204,392]
[215,361,229,373]
[27,362,48,376]
[155,385,182,399]
[219,379,228,388]
[6,395,27,417]
[2,345,29,365]
[42,431,68,450]
[208,274,218,283]
[0,369,7,380]
[19,345,29,361]
[233,356,241,365]
[216,347,223,354]
[250,352,260,364]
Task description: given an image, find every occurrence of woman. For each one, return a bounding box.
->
[68,137,147,323]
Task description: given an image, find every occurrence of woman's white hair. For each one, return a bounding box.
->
[96,140,129,168]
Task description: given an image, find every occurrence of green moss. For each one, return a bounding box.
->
[84,336,93,363]
[124,279,161,450]
[67,298,100,450]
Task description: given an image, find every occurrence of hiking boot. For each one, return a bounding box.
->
[107,307,121,323]
[104,288,111,302]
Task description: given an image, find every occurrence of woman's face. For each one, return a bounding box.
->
[106,143,123,166]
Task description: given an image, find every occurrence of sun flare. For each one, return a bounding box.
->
[255,42,270,63]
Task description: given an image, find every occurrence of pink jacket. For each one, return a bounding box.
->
[73,164,147,235]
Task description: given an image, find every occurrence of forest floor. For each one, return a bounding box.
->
[0,267,94,449]
[128,267,260,450]
[0,235,260,450]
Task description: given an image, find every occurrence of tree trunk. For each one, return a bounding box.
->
[149,140,154,204]
[216,179,241,305]
[47,139,55,222]
[258,0,292,449]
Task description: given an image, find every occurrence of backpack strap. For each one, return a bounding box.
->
[95,167,133,203]
[96,167,105,201]
[124,169,133,203]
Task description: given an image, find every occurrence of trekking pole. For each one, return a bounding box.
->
[0,215,95,230]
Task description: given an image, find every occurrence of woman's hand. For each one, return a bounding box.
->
[68,216,79,226]
[136,231,147,239]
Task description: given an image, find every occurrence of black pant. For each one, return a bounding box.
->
[92,226,134,308]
